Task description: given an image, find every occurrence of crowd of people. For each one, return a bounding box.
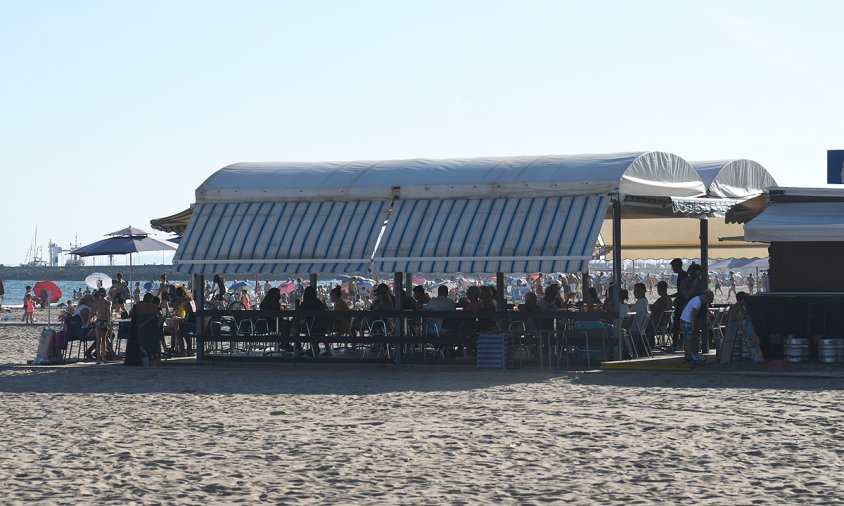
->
[41,261,767,364]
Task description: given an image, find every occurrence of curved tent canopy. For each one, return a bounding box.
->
[691,159,776,199]
[175,152,708,275]
[196,152,706,203]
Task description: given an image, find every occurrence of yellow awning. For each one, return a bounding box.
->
[599,217,768,260]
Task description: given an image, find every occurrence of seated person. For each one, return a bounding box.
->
[329,286,351,336]
[518,291,540,331]
[584,286,602,312]
[630,283,650,333]
[412,285,431,310]
[424,285,456,335]
[170,285,196,355]
[650,281,672,316]
[536,283,565,331]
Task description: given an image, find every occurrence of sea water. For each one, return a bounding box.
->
[0,278,344,308]
[0,279,189,308]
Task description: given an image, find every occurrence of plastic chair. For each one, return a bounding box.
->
[573,320,610,369]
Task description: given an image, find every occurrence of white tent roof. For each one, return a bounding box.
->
[175,152,710,275]
[196,152,706,203]
[691,159,777,199]
[744,202,844,242]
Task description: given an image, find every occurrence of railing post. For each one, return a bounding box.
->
[393,272,403,366]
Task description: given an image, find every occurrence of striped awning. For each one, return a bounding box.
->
[372,195,610,274]
[173,200,391,275]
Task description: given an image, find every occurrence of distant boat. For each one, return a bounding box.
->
[20,228,47,267]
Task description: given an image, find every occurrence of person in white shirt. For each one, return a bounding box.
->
[425,285,457,335]
[631,282,650,333]
[680,290,714,364]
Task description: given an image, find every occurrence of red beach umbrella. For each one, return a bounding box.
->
[33,281,62,304]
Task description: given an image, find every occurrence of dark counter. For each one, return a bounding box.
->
[745,293,844,360]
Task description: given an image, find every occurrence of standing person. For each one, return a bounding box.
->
[23,292,35,324]
[746,273,755,295]
[0,274,4,310]
[680,290,714,364]
[92,288,112,364]
[668,259,688,351]
[133,282,141,304]
[110,278,128,316]
[158,274,171,311]
[300,285,329,357]
[714,274,722,296]
[726,271,737,301]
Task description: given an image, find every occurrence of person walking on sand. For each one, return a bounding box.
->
[92,288,112,364]
[0,274,4,310]
[726,271,737,301]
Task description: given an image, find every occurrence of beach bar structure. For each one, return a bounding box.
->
[727,187,844,360]
[171,152,775,363]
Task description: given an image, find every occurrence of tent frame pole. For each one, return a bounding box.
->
[700,215,709,287]
[612,195,623,360]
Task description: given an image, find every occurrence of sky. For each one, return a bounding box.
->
[1,0,842,266]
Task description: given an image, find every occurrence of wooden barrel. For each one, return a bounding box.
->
[783,337,810,363]
[818,338,844,363]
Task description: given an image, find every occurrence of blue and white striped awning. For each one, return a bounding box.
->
[372,195,610,274]
[173,200,390,275]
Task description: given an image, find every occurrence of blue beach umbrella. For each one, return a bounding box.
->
[143,281,156,291]
[229,281,248,291]
[72,226,177,290]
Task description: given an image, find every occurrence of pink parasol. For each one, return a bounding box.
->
[412,275,426,285]
[279,281,296,294]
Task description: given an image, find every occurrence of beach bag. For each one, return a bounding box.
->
[35,329,61,365]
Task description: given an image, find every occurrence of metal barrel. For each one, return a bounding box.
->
[783,337,811,363]
[818,338,844,363]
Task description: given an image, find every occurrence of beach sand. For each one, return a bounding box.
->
[1,306,843,504]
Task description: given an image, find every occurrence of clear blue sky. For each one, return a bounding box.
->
[1,0,841,265]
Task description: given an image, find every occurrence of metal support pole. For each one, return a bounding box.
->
[612,195,623,360]
[496,272,505,309]
[700,216,709,287]
[309,273,318,289]
[196,274,205,362]
[406,272,414,298]
[393,272,403,366]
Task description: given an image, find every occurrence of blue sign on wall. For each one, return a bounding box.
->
[829,150,844,184]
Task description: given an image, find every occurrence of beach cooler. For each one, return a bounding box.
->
[477,333,510,369]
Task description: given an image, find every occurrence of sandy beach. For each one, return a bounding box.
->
[1,306,843,504]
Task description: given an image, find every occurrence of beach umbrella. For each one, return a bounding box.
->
[412,275,426,285]
[33,281,62,304]
[229,281,248,291]
[143,281,156,291]
[72,226,176,290]
[356,280,373,287]
[279,281,296,294]
[86,272,112,289]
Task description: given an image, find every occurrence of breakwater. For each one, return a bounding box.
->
[0,265,174,281]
